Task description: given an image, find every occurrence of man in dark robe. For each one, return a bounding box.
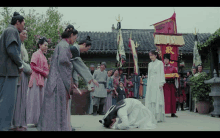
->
[0,12,25,131]
[133,74,140,99]
[183,71,192,110]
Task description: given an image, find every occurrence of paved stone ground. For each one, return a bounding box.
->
[26,98,220,131]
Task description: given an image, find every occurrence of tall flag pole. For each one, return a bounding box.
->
[116,14,126,67]
[193,28,202,67]
[153,12,179,71]
[152,11,185,109]
[128,32,139,75]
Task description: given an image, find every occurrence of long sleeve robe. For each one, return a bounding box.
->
[92,69,108,98]
[0,24,23,131]
[113,98,157,130]
[145,59,165,122]
[163,64,178,114]
[37,39,92,131]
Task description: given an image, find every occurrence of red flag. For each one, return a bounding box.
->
[153,12,177,34]
[153,12,179,71]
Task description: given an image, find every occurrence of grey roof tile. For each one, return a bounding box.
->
[77,30,212,54]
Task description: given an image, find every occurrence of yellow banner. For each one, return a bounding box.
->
[165,73,179,78]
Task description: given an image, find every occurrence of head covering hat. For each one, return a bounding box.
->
[163,53,171,60]
[197,63,203,67]
[99,100,126,128]
[119,81,124,84]
[101,62,107,68]
[90,64,95,67]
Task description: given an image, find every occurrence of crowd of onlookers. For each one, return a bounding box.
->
[87,62,208,115]
[88,63,148,115]
[181,64,207,112]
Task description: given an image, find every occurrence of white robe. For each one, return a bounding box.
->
[145,59,166,122]
[113,98,157,130]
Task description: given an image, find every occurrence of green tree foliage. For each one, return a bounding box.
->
[78,76,88,89]
[197,28,220,50]
[0,7,78,61]
[0,7,13,34]
[189,73,213,103]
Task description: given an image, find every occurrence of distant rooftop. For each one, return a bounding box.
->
[77,30,211,55]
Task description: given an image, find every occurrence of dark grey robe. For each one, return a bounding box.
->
[0,24,23,131]
[37,40,93,131]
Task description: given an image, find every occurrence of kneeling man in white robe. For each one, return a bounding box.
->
[99,98,157,130]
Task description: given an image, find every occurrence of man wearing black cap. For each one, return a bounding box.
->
[96,64,101,70]
[89,64,95,75]
[92,62,108,115]
[194,64,207,77]
[163,53,178,117]
[192,66,197,76]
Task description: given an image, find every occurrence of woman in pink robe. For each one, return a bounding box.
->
[26,37,49,127]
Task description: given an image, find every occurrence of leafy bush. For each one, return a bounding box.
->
[190,72,213,103]
[78,76,88,89]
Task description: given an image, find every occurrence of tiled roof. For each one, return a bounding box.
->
[76,30,212,55]
[179,33,211,53]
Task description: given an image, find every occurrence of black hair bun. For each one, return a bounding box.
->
[65,24,75,31]
[13,12,20,17]
[86,36,91,41]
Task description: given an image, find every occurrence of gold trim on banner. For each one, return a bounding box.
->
[165,73,179,78]
[154,35,185,45]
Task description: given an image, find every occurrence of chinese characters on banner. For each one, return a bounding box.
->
[153,12,179,71]
[161,45,179,70]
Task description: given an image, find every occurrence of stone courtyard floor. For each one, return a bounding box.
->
[26,98,220,131]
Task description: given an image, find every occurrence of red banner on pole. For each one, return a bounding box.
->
[160,45,179,71]
[153,12,179,71]
[153,12,177,34]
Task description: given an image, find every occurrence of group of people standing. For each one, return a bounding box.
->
[0,11,204,131]
[0,12,99,131]
[99,50,181,130]
[87,63,148,116]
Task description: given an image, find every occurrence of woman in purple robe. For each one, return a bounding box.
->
[36,26,98,131]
